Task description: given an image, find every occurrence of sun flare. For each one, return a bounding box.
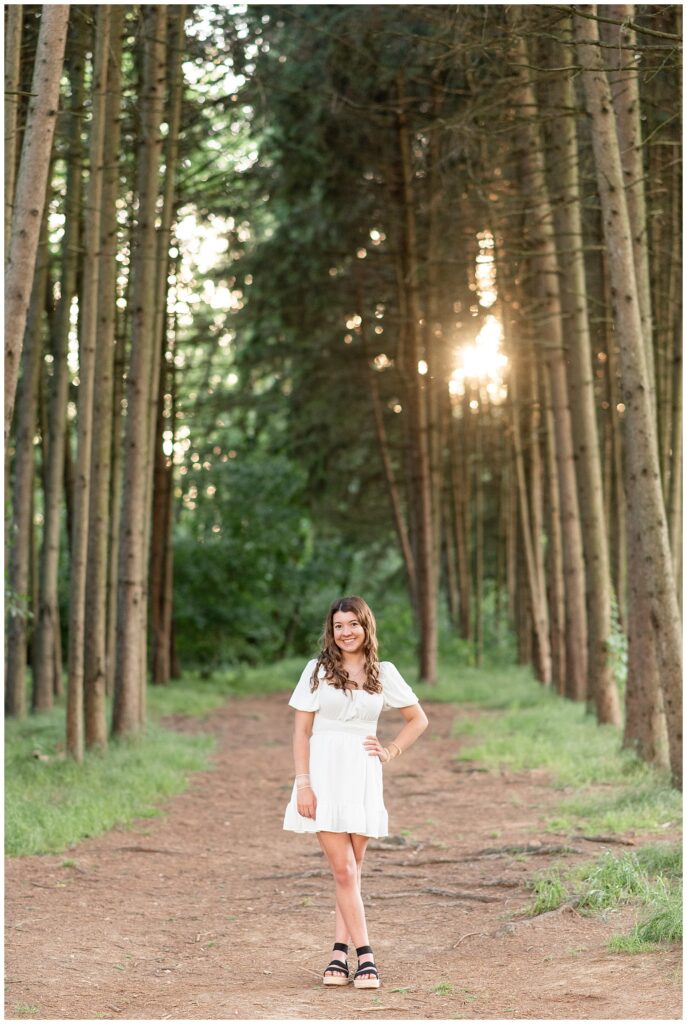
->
[449,314,508,402]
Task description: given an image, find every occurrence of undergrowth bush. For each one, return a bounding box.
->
[527,846,682,952]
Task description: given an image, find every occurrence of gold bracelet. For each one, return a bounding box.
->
[389,741,403,758]
[381,747,391,763]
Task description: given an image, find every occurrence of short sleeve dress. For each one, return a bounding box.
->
[282,660,419,838]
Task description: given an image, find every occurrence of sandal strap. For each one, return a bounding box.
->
[333,942,349,954]
[355,944,373,957]
[325,959,349,975]
[354,963,379,978]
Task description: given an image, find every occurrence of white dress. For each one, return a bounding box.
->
[282,660,419,838]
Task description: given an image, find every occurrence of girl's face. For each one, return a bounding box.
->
[332,610,366,655]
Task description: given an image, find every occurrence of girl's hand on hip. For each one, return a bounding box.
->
[297,785,317,819]
[364,735,389,762]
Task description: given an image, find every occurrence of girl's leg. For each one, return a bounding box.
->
[333,832,368,944]
[320,832,376,981]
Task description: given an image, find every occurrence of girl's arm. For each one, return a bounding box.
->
[364,703,428,763]
[293,709,317,819]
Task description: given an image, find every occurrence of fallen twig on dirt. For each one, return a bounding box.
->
[367,887,500,902]
[467,842,582,859]
[355,1006,407,1012]
[113,846,183,855]
[494,900,581,935]
[577,834,636,846]
[255,868,328,880]
[453,931,487,947]
[423,887,500,902]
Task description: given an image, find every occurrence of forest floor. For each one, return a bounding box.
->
[5,693,682,1021]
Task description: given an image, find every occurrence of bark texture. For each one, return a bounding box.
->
[509,21,588,701]
[6,219,49,716]
[546,25,620,724]
[575,7,682,788]
[85,5,124,749]
[4,5,23,259]
[32,19,88,711]
[5,5,69,441]
[112,6,168,737]
[67,6,111,762]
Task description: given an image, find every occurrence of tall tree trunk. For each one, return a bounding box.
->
[575,8,682,788]
[360,314,417,604]
[601,5,656,408]
[5,5,69,441]
[84,5,124,749]
[33,18,87,712]
[473,396,484,667]
[509,21,588,701]
[542,371,566,695]
[160,349,178,684]
[4,5,23,260]
[67,6,111,762]
[107,307,127,698]
[508,346,551,684]
[528,360,546,661]
[396,74,438,683]
[668,361,682,597]
[150,366,173,685]
[660,153,682,564]
[112,6,167,737]
[546,24,620,724]
[604,306,628,623]
[146,6,184,691]
[442,485,460,628]
[449,414,471,641]
[505,458,517,628]
[6,217,49,717]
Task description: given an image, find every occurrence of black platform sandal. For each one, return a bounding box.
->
[323,942,350,986]
[353,945,380,989]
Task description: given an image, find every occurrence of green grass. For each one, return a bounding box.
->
[548,781,680,835]
[432,981,454,996]
[5,704,214,858]
[435,664,681,835]
[147,657,305,718]
[5,658,308,858]
[530,871,567,915]
[527,845,682,951]
[414,663,543,709]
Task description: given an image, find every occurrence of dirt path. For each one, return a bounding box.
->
[5,694,682,1020]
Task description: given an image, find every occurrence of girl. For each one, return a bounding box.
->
[283,595,428,989]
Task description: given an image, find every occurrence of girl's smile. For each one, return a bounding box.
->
[333,611,365,653]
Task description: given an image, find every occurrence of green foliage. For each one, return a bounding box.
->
[173,453,320,666]
[5,707,214,857]
[527,846,682,951]
[529,870,566,914]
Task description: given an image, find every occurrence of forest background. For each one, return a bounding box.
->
[3,3,683,792]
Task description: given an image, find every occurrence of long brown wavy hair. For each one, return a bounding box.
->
[310,596,382,694]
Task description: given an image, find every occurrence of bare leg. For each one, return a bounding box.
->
[320,832,376,982]
[335,834,367,945]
